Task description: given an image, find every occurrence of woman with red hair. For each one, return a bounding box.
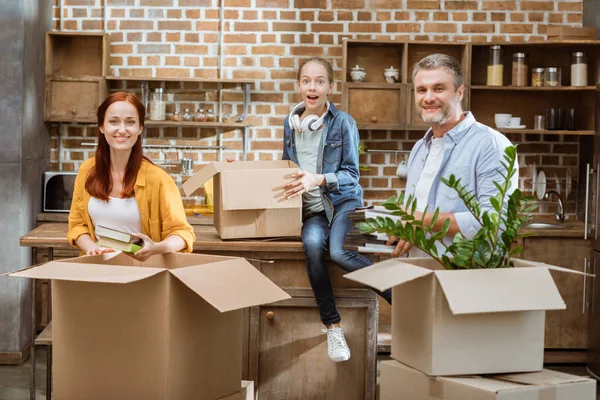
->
[67,92,195,261]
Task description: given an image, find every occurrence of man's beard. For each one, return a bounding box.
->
[418,103,453,126]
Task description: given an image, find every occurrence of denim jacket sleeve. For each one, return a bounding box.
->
[454,138,518,238]
[323,117,361,195]
[282,116,291,161]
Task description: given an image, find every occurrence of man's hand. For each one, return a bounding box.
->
[386,236,412,257]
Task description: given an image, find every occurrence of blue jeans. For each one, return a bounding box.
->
[301,210,392,325]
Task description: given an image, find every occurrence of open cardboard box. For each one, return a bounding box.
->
[345,257,590,376]
[10,252,289,400]
[182,161,302,239]
[380,360,597,400]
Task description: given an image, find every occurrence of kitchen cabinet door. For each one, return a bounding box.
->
[587,250,600,377]
[248,293,377,400]
[45,78,107,122]
[523,237,591,349]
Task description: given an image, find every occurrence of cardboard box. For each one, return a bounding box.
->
[218,381,254,400]
[546,26,596,40]
[182,161,302,239]
[10,252,289,400]
[345,258,582,376]
[380,360,597,400]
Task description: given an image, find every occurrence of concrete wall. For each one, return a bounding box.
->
[0,0,51,358]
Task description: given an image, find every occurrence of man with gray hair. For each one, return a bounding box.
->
[387,53,518,256]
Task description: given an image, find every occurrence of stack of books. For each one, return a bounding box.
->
[344,206,399,254]
[96,225,143,253]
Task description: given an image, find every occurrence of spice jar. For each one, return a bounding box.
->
[206,109,216,122]
[531,68,544,87]
[544,67,561,87]
[149,88,166,121]
[487,45,503,86]
[571,52,588,86]
[171,110,180,122]
[221,113,232,123]
[195,109,206,122]
[183,108,192,122]
[511,53,528,87]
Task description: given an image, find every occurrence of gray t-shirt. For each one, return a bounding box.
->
[294,128,325,214]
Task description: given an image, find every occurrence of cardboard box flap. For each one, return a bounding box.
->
[220,169,301,210]
[343,258,433,292]
[181,162,221,196]
[9,261,165,283]
[169,258,290,312]
[515,258,596,277]
[434,267,566,315]
[442,376,526,392]
[493,369,592,386]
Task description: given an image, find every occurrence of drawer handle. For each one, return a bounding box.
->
[371,116,378,123]
[71,109,77,115]
[265,311,275,320]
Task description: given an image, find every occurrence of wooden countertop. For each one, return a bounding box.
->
[21,223,304,253]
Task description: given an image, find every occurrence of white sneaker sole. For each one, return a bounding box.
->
[330,354,351,363]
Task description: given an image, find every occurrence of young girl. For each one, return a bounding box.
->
[68,92,195,261]
[281,58,392,362]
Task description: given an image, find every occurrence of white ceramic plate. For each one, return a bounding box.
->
[554,173,561,196]
[503,125,527,130]
[536,170,547,200]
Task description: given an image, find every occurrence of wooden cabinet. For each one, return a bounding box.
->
[522,237,591,349]
[248,290,377,400]
[45,78,106,123]
[44,32,109,123]
[343,83,404,130]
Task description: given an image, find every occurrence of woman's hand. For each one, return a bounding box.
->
[128,232,158,262]
[282,171,325,199]
[85,247,116,256]
[386,236,413,257]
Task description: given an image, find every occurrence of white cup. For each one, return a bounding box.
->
[505,117,521,127]
[494,113,512,128]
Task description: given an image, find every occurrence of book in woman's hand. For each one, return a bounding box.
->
[95,225,143,254]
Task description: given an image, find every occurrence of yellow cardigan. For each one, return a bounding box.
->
[68,158,195,252]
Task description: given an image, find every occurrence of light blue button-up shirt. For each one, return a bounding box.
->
[405,112,518,250]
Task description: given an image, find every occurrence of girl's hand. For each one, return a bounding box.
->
[282,171,324,199]
[85,247,115,256]
[128,232,158,262]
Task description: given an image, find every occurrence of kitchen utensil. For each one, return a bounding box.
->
[565,169,572,199]
[536,170,547,200]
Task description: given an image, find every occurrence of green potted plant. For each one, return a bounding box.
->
[357,145,536,270]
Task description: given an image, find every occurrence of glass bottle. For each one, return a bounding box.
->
[183,108,192,122]
[149,88,166,121]
[571,52,588,86]
[511,53,528,87]
[487,45,503,86]
[544,67,561,87]
[195,109,206,122]
[531,68,544,87]
[206,109,216,122]
[171,110,180,122]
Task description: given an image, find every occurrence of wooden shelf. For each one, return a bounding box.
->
[144,121,251,128]
[357,123,404,130]
[471,86,596,91]
[106,76,253,84]
[346,82,403,89]
[498,129,594,136]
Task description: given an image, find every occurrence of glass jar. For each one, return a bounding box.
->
[221,113,232,123]
[511,53,528,87]
[531,68,544,87]
[206,109,216,122]
[149,88,166,121]
[544,67,561,87]
[195,109,206,122]
[171,110,180,122]
[487,45,503,86]
[571,52,588,86]
[183,108,192,122]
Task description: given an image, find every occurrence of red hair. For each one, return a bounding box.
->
[85,92,150,201]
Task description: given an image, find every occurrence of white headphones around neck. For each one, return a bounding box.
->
[289,101,330,134]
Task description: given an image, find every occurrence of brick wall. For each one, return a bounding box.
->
[51,0,584,219]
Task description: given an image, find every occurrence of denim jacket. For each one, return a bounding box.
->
[282,103,364,223]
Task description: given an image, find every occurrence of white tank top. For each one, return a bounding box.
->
[88,196,143,236]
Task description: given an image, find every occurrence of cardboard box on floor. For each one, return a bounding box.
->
[182,161,302,239]
[380,360,597,400]
[218,381,254,400]
[10,253,289,400]
[345,258,587,376]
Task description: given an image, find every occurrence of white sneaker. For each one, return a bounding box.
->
[322,325,351,362]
